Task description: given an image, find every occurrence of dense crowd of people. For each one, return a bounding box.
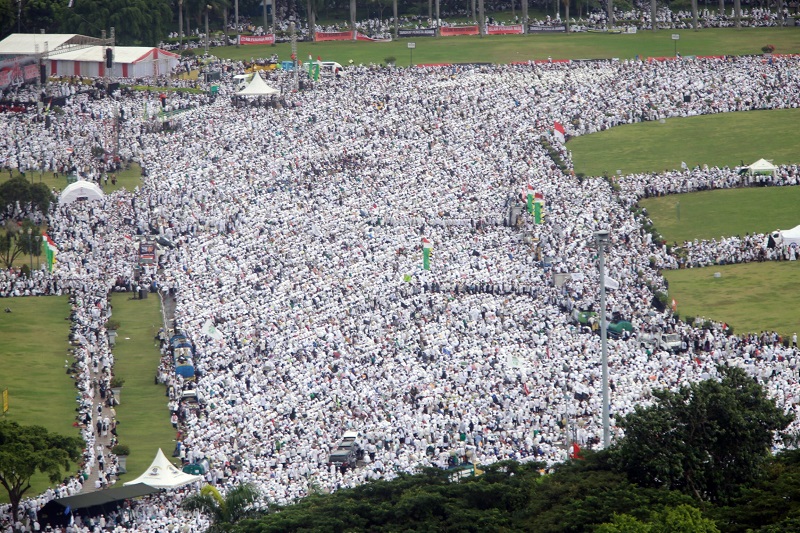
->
[2,53,800,531]
[156,4,798,47]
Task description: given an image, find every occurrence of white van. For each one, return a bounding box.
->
[306,61,345,78]
[232,73,255,90]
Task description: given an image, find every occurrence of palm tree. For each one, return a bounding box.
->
[181,483,261,532]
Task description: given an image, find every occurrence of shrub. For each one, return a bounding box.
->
[111,444,131,456]
[762,44,775,53]
[384,56,397,64]
[105,319,121,331]
[110,376,125,388]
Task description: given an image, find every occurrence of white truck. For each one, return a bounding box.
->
[639,332,682,353]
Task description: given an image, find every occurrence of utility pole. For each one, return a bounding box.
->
[595,229,611,449]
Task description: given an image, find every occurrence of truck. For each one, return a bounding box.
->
[639,332,682,353]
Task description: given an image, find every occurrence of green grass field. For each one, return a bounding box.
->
[109,294,179,481]
[570,109,800,177]
[210,27,800,65]
[0,163,143,195]
[0,296,77,502]
[664,261,800,337]
[639,186,800,243]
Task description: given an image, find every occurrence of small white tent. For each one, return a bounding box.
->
[747,158,777,176]
[123,449,202,489]
[59,180,104,205]
[237,72,280,96]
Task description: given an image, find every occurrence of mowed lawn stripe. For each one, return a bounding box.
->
[110,294,179,481]
[0,296,78,502]
[570,108,800,178]
[640,186,800,243]
[664,261,800,337]
[211,27,800,64]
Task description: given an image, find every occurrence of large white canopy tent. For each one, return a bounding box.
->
[747,158,777,176]
[123,449,202,489]
[59,180,104,205]
[237,72,280,97]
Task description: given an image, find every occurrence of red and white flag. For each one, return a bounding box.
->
[553,121,566,144]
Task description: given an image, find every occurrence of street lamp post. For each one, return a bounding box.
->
[205,5,211,54]
[27,228,33,271]
[595,229,611,448]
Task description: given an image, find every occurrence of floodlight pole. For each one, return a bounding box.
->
[595,229,611,449]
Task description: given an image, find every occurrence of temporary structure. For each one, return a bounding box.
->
[123,448,202,489]
[780,225,800,247]
[59,180,104,205]
[48,46,179,78]
[237,72,280,97]
[0,34,179,79]
[747,158,777,176]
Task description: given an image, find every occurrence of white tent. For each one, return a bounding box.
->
[747,158,777,176]
[59,180,104,205]
[123,449,202,489]
[780,225,800,247]
[237,73,280,96]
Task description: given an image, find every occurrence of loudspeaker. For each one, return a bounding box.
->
[40,64,46,84]
[105,48,113,68]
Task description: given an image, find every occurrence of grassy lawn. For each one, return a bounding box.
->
[209,27,800,65]
[570,109,800,177]
[0,163,143,194]
[639,186,800,243]
[0,296,77,502]
[664,261,800,337]
[109,293,179,481]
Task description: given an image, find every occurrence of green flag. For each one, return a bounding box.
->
[422,238,432,270]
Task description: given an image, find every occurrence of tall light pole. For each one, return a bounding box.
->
[595,229,610,448]
[205,4,211,54]
[27,228,33,271]
[178,0,183,51]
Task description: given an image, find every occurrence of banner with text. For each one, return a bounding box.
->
[440,25,479,36]
[528,24,566,33]
[487,24,523,35]
[0,56,39,89]
[398,28,436,37]
[238,34,276,45]
[315,31,354,41]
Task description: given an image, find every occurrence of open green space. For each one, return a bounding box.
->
[639,186,800,243]
[109,293,179,482]
[210,27,800,65]
[570,109,800,177]
[0,296,77,502]
[111,293,175,482]
[0,163,143,195]
[664,261,800,337]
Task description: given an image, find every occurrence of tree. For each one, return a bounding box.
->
[0,421,83,522]
[611,366,793,503]
[0,220,42,269]
[598,505,719,533]
[182,483,261,532]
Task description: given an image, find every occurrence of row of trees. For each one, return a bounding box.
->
[177,366,797,532]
